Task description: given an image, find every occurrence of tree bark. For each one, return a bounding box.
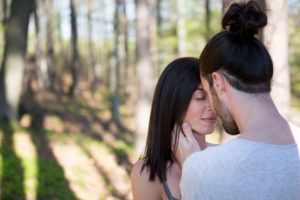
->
[111,0,121,123]
[262,0,290,117]
[87,0,97,91]
[121,0,130,92]
[205,0,211,41]
[33,0,44,92]
[70,0,81,96]
[135,0,154,154]
[177,0,186,57]
[156,0,163,37]
[2,0,8,25]
[149,0,158,76]
[0,0,33,121]
[45,0,56,91]
[222,0,232,13]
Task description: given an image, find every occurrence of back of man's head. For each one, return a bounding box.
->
[199,1,273,94]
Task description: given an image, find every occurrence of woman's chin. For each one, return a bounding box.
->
[192,128,215,135]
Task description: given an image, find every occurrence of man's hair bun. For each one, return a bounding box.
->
[222,1,267,39]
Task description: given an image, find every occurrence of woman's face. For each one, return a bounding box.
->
[183,84,217,135]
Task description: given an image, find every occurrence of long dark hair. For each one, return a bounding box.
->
[141,57,200,182]
[199,1,273,93]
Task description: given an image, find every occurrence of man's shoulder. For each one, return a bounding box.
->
[180,140,243,198]
[184,139,262,172]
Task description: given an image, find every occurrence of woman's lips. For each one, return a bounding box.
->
[202,117,217,124]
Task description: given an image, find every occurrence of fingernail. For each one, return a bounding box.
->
[183,122,189,129]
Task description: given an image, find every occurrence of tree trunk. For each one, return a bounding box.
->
[121,0,130,92]
[45,0,56,91]
[121,0,135,116]
[177,0,186,57]
[33,0,44,92]
[135,0,154,154]
[222,0,232,13]
[0,0,33,121]
[111,0,121,123]
[56,12,64,52]
[149,0,158,76]
[156,0,163,37]
[87,0,97,91]
[70,0,81,96]
[262,0,290,117]
[205,0,211,41]
[1,0,8,25]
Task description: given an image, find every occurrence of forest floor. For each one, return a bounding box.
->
[0,82,138,200]
[0,80,299,200]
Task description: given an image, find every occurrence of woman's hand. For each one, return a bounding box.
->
[172,122,200,168]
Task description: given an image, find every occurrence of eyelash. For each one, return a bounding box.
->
[195,97,206,100]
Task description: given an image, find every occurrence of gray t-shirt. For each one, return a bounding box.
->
[180,138,300,200]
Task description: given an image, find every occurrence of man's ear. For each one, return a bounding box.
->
[211,72,226,96]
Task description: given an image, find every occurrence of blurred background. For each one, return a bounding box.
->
[0,0,299,199]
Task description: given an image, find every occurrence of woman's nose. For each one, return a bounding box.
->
[207,105,213,111]
[206,102,215,112]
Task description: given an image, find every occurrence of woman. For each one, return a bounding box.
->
[131,57,217,200]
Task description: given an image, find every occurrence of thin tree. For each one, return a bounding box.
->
[33,0,44,92]
[177,0,186,57]
[45,0,56,91]
[2,0,8,25]
[111,0,121,123]
[156,0,163,37]
[0,0,34,121]
[149,0,158,76]
[87,0,97,91]
[205,0,211,41]
[70,0,81,96]
[135,0,155,154]
[121,0,130,93]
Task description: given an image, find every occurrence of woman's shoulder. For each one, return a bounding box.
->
[131,159,159,184]
[131,159,162,200]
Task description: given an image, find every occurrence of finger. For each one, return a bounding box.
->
[182,122,194,143]
[178,128,190,147]
[171,130,176,152]
[171,124,177,148]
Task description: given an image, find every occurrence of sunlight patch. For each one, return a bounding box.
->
[50,139,114,200]
[13,131,38,200]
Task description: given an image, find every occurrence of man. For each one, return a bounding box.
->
[174,1,300,199]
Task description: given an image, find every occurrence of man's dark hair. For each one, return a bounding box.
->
[199,1,273,93]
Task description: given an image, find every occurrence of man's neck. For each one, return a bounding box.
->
[230,92,295,145]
